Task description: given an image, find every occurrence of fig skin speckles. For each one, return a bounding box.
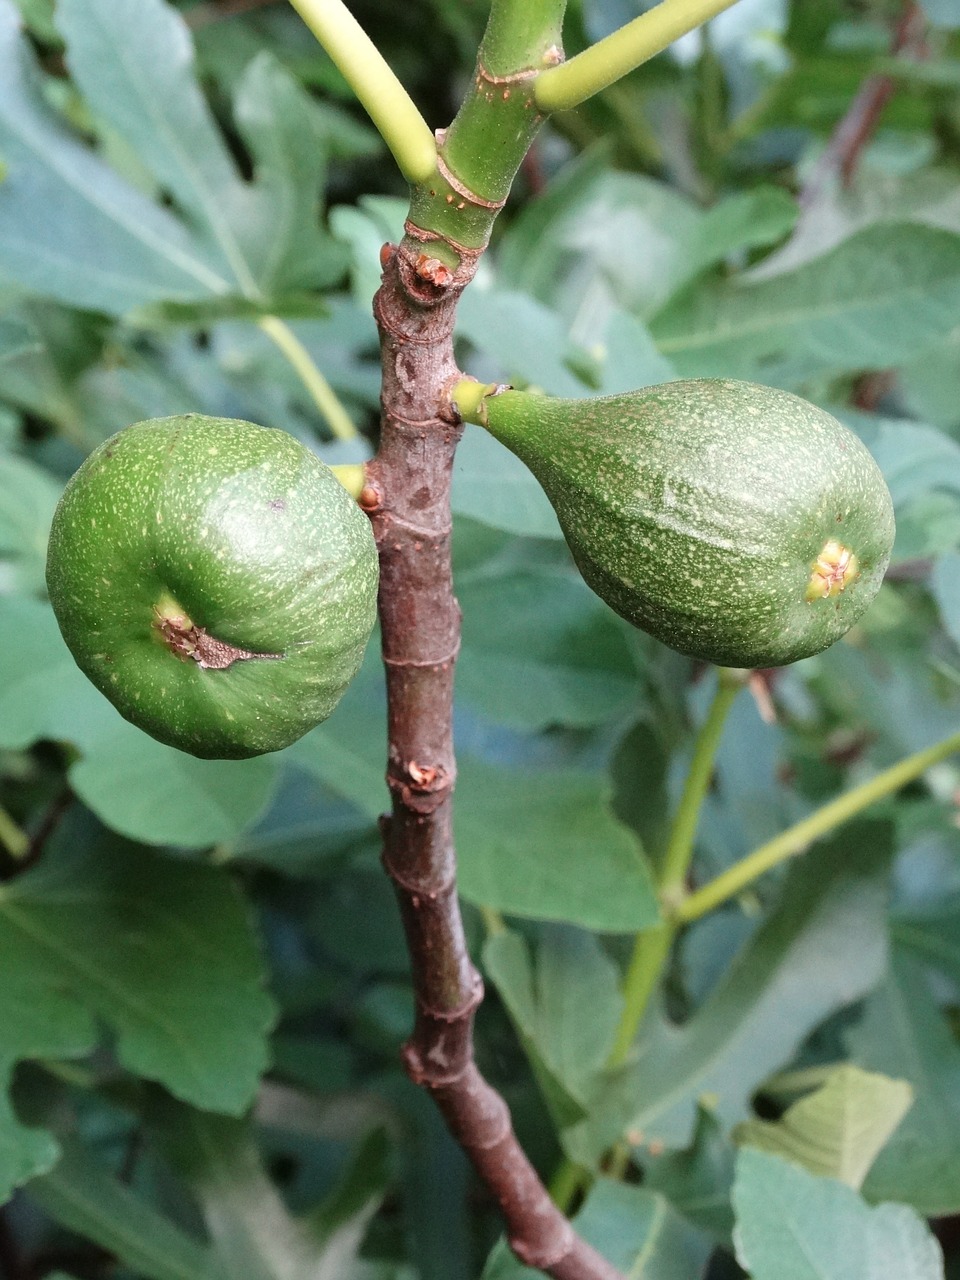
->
[46,415,379,758]
[475,379,895,669]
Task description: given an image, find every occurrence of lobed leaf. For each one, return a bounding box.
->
[733,1149,944,1280]
[735,1065,913,1190]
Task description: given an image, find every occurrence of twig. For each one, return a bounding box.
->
[674,727,960,923]
[368,240,621,1280]
[799,3,927,209]
[256,315,359,442]
[1,788,73,881]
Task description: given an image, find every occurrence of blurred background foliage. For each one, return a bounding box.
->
[2,0,960,1276]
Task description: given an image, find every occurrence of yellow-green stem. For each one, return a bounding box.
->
[0,805,29,860]
[257,315,358,442]
[480,905,508,937]
[330,463,366,498]
[607,668,743,1067]
[535,0,742,112]
[286,0,436,184]
[675,728,960,924]
[659,667,745,899]
[608,920,675,1069]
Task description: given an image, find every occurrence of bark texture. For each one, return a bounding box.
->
[366,237,623,1280]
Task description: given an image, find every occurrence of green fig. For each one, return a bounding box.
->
[457,378,895,669]
[46,415,379,759]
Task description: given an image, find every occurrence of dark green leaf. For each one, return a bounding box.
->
[452,425,563,541]
[847,949,960,1215]
[456,759,659,932]
[653,225,960,382]
[932,553,960,650]
[0,0,226,312]
[483,926,622,1127]
[0,821,275,1124]
[644,1104,736,1243]
[0,449,60,591]
[152,1103,388,1280]
[28,1137,220,1280]
[456,568,639,730]
[565,824,893,1162]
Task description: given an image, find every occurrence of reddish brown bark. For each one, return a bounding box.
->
[800,3,927,208]
[365,238,623,1280]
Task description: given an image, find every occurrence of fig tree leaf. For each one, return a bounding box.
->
[0,315,37,362]
[456,288,588,396]
[57,0,250,263]
[456,568,639,730]
[734,1065,913,1190]
[456,759,659,932]
[57,0,343,306]
[481,1179,711,1279]
[894,893,960,986]
[745,168,960,284]
[565,823,893,1162]
[0,818,274,1198]
[452,424,563,540]
[652,225,960,383]
[0,819,274,1116]
[847,949,960,1215]
[483,926,622,1127]
[919,0,960,28]
[0,0,227,312]
[643,1104,736,1243]
[0,971,95,1203]
[27,1137,221,1280]
[145,1102,389,1280]
[231,51,347,294]
[931,552,960,649]
[902,331,960,430]
[733,1149,945,1280]
[0,0,343,315]
[0,449,60,592]
[0,597,278,847]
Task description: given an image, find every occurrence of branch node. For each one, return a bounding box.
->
[510,1223,576,1271]
[358,482,382,513]
[382,641,461,671]
[435,148,509,212]
[386,761,455,813]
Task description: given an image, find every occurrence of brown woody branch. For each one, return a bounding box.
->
[799,2,926,209]
[366,239,622,1280]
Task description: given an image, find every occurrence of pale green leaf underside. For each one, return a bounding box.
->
[733,1150,944,1280]
[735,1065,913,1190]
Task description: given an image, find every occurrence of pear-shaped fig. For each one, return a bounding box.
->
[46,415,378,759]
[458,378,895,669]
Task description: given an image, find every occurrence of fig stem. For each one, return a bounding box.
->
[0,805,29,861]
[329,463,367,498]
[257,315,358,442]
[449,378,501,426]
[609,667,744,1069]
[535,0,741,113]
[285,0,436,184]
[676,727,960,923]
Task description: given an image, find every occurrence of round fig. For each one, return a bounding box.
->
[46,414,379,759]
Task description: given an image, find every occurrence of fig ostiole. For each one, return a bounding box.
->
[45,415,379,760]
[454,377,895,670]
